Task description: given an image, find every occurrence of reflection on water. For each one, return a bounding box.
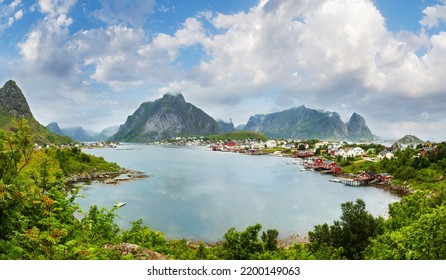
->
[79,144,400,242]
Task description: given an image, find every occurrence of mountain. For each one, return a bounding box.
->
[0,80,71,145]
[58,127,96,142]
[234,124,246,131]
[46,123,120,142]
[46,122,62,135]
[396,135,424,145]
[109,93,223,142]
[346,113,374,142]
[244,105,373,141]
[217,119,235,133]
[98,125,119,139]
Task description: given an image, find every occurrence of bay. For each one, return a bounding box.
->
[78,144,400,242]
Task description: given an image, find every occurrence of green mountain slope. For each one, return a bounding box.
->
[0,80,72,145]
[244,105,373,141]
[110,93,223,142]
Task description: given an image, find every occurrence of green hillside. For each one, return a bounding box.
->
[0,80,72,145]
[207,131,269,141]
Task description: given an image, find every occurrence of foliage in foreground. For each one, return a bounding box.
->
[1,120,446,259]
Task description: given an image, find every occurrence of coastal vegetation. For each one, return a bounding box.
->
[1,121,446,260]
[206,131,269,142]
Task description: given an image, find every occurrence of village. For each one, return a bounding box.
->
[164,136,435,190]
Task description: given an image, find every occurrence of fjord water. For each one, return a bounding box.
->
[79,144,399,242]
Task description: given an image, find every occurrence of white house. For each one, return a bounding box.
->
[265,140,277,148]
[346,147,366,157]
[377,150,395,160]
[335,148,348,158]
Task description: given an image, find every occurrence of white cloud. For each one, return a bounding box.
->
[6,0,446,140]
[9,0,21,10]
[37,0,75,18]
[0,0,23,32]
[420,1,446,29]
[93,0,155,28]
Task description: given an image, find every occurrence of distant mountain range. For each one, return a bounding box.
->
[109,93,223,142]
[108,94,374,142]
[244,106,374,141]
[46,122,118,142]
[1,79,376,143]
[0,80,71,144]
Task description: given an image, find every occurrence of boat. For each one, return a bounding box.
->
[329,178,342,183]
[114,202,126,208]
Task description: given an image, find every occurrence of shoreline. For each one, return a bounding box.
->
[66,168,149,185]
[330,172,413,197]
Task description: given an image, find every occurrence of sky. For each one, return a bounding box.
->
[1,0,446,141]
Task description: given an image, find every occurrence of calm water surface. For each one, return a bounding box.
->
[79,144,399,241]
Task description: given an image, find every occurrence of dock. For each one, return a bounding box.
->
[341,178,361,186]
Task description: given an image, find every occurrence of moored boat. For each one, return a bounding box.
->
[329,178,342,183]
[114,202,126,208]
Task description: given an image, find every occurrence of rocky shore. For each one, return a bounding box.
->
[66,168,149,185]
[370,182,413,196]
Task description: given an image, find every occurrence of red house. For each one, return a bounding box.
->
[224,141,237,147]
[358,171,377,181]
[419,147,437,157]
[376,173,392,182]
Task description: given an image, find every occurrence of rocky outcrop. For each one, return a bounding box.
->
[217,119,235,133]
[0,80,33,118]
[109,93,223,142]
[65,169,148,185]
[104,243,170,260]
[346,113,374,142]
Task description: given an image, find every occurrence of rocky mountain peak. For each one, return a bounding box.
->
[244,106,373,141]
[110,93,223,142]
[346,112,373,141]
[46,122,62,135]
[0,80,33,118]
[162,93,186,105]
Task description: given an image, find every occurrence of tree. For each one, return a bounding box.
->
[308,199,383,259]
[366,205,446,259]
[222,223,279,260]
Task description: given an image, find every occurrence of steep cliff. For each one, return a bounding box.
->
[110,93,223,142]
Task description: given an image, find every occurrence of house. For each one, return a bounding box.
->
[224,141,237,147]
[377,150,394,160]
[322,160,342,173]
[376,173,392,182]
[265,140,277,148]
[296,150,315,158]
[250,142,263,150]
[419,147,437,157]
[304,157,341,173]
[346,147,366,157]
[335,148,348,158]
[304,157,324,168]
[357,171,377,182]
[283,143,295,150]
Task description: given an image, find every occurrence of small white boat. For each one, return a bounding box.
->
[114,202,126,208]
[329,178,342,183]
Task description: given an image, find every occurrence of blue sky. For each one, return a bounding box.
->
[1,0,446,140]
